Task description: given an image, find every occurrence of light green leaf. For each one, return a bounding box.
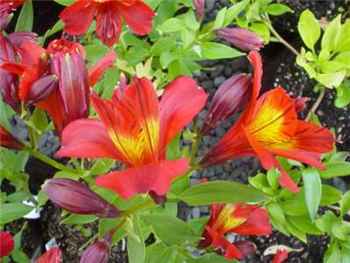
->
[321,15,342,52]
[53,0,74,6]
[335,81,350,108]
[127,216,145,263]
[159,18,183,33]
[224,0,249,26]
[298,10,320,50]
[319,161,350,178]
[337,20,350,52]
[266,4,293,16]
[178,180,266,206]
[340,191,350,217]
[213,8,227,29]
[15,0,33,32]
[302,168,322,221]
[201,42,243,60]
[316,71,346,88]
[0,203,33,225]
[61,214,97,225]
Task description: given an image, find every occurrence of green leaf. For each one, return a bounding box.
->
[0,203,32,224]
[11,250,30,263]
[178,181,266,206]
[341,191,350,217]
[127,217,146,263]
[319,161,350,178]
[159,18,183,33]
[316,71,346,88]
[142,214,199,245]
[298,9,320,50]
[213,8,227,29]
[30,108,49,132]
[320,185,342,206]
[335,81,350,108]
[266,4,293,16]
[190,253,234,263]
[53,0,74,6]
[15,0,33,32]
[316,211,340,233]
[201,42,243,60]
[302,169,322,221]
[61,214,97,225]
[267,202,286,224]
[321,15,342,52]
[250,22,270,43]
[0,95,16,131]
[337,20,350,52]
[288,215,322,235]
[224,0,249,26]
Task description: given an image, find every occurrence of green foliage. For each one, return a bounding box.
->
[297,10,350,107]
[15,0,33,32]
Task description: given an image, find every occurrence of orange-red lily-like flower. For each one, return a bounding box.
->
[201,51,334,192]
[272,249,289,263]
[0,125,23,149]
[57,76,207,199]
[35,247,62,263]
[60,0,155,47]
[199,203,271,260]
[0,231,14,258]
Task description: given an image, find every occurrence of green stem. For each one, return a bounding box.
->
[27,148,79,174]
[306,88,326,121]
[264,17,300,57]
[190,119,202,166]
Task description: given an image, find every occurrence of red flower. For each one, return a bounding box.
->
[201,51,334,192]
[57,76,207,198]
[272,249,289,263]
[0,231,14,258]
[37,39,116,134]
[36,247,62,263]
[199,203,271,260]
[59,0,155,47]
[0,125,23,149]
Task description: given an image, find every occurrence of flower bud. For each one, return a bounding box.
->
[27,75,58,104]
[0,231,14,257]
[80,239,110,263]
[216,27,264,51]
[272,249,288,263]
[36,247,62,263]
[201,74,251,135]
[193,0,205,21]
[0,125,23,150]
[43,178,120,218]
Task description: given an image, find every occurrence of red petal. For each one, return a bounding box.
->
[56,119,122,160]
[232,206,272,236]
[159,76,207,155]
[0,62,25,75]
[95,159,189,199]
[17,41,46,66]
[59,0,96,35]
[88,50,116,86]
[0,126,23,149]
[96,3,122,46]
[36,247,62,263]
[0,231,14,257]
[272,249,289,263]
[91,77,160,166]
[118,1,155,35]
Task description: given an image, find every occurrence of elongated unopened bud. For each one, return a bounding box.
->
[201,73,251,134]
[193,0,205,21]
[216,27,264,51]
[43,178,120,218]
[80,239,109,263]
[27,75,58,104]
[0,231,14,257]
[35,247,62,263]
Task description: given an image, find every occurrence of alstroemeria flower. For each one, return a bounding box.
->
[199,203,271,260]
[0,125,23,149]
[0,0,24,30]
[0,32,37,109]
[60,0,155,47]
[38,39,116,134]
[57,76,207,199]
[201,51,334,192]
[272,249,289,263]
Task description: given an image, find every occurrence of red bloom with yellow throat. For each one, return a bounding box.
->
[201,51,334,193]
[57,76,207,199]
[60,0,155,47]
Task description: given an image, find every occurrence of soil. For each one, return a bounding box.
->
[3,0,350,262]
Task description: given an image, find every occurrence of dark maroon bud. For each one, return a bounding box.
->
[80,239,109,263]
[294,96,309,113]
[234,241,256,258]
[201,73,251,135]
[216,27,264,51]
[193,0,205,21]
[149,191,167,205]
[27,75,58,104]
[43,178,120,218]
